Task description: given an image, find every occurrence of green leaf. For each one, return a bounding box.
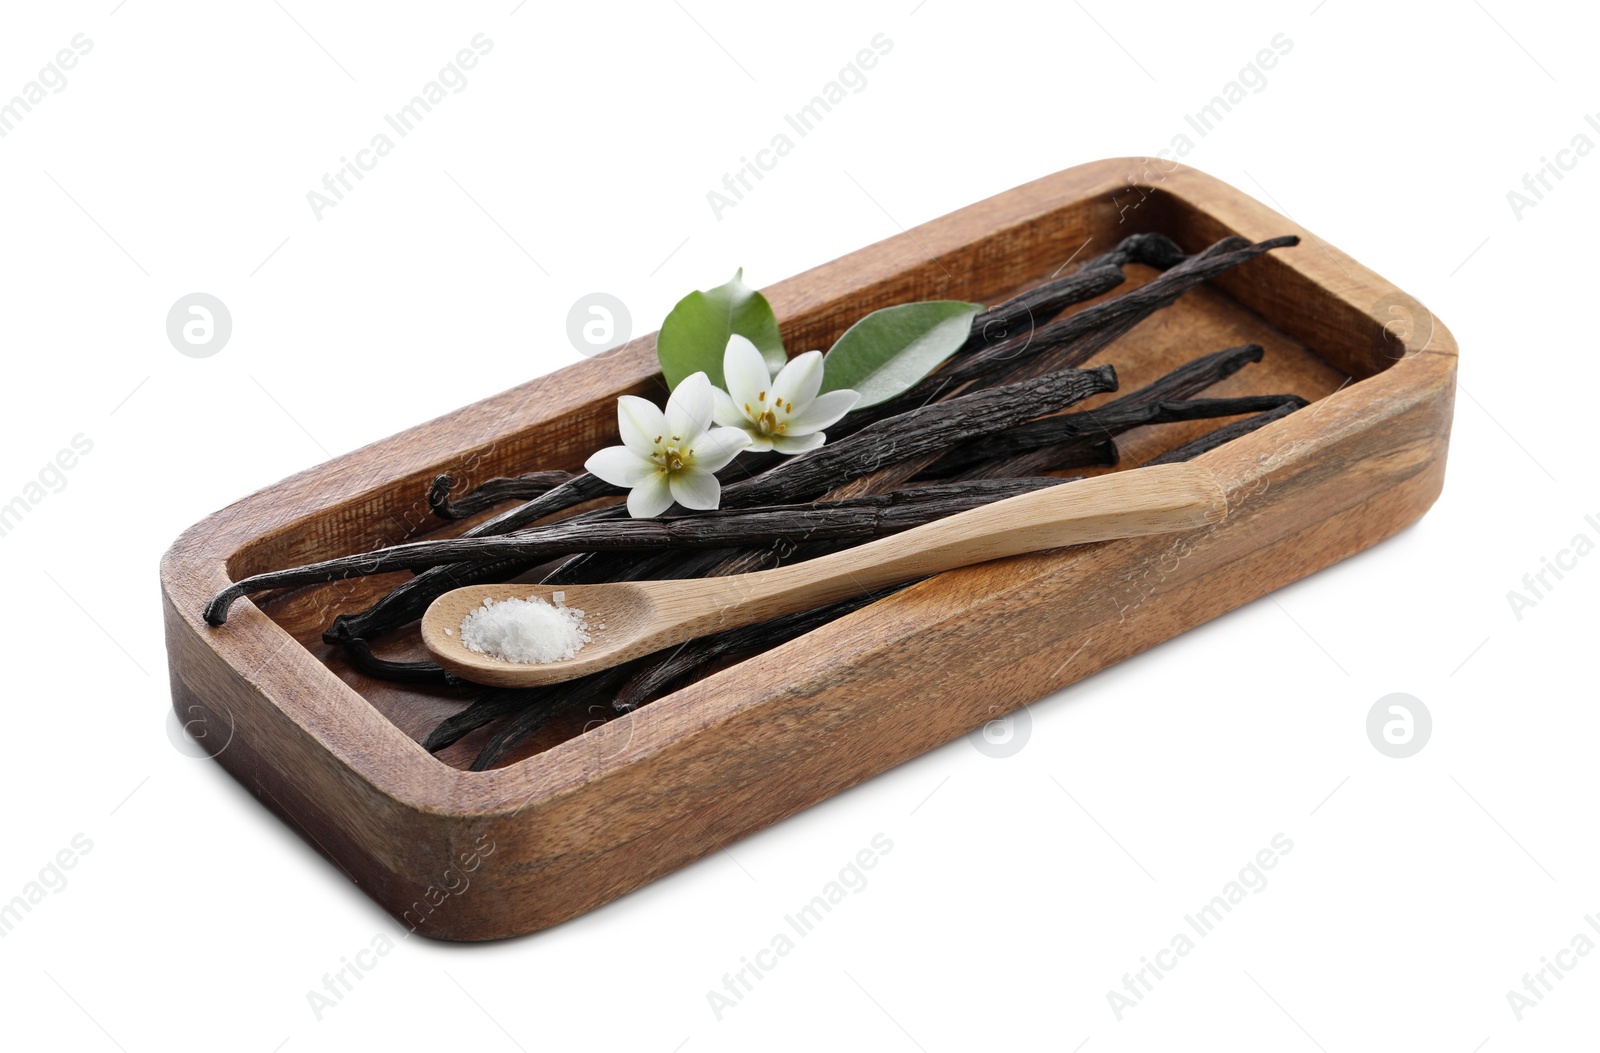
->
[819,300,984,408]
[657,269,787,390]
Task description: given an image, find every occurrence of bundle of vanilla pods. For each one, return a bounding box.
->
[205,232,1306,769]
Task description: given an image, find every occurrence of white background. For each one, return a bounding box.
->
[1,1,1595,1050]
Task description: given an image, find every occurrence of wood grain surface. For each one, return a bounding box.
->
[160,159,1457,940]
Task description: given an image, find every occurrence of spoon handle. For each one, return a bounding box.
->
[683,463,1226,632]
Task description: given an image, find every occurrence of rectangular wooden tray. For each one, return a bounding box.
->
[161,159,1456,940]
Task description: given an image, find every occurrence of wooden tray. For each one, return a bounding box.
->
[160,159,1456,940]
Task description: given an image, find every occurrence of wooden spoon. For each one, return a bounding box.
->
[421,462,1226,688]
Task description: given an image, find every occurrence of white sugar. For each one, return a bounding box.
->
[458,595,590,664]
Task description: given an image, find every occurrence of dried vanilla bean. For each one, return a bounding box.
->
[820,235,1195,443]
[428,470,575,521]
[309,472,620,638]
[942,343,1268,480]
[948,232,1189,359]
[958,264,1125,354]
[941,236,1294,391]
[203,478,1075,622]
[949,394,1307,480]
[423,688,532,752]
[330,557,553,646]
[467,665,647,771]
[1080,231,1190,271]
[922,380,1290,483]
[424,660,640,754]
[825,243,1181,443]
[718,366,1116,508]
[342,637,452,684]
[612,585,907,714]
[1148,399,1306,464]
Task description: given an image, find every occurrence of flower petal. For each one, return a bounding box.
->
[785,388,860,434]
[585,445,654,488]
[743,433,774,453]
[770,350,824,412]
[722,334,771,413]
[666,371,714,443]
[711,385,747,428]
[616,395,667,458]
[626,471,674,518]
[669,468,721,510]
[691,426,753,472]
[770,431,826,455]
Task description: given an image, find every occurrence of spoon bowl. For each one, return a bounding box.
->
[422,581,664,687]
[422,462,1227,687]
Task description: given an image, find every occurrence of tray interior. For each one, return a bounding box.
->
[231,186,1373,772]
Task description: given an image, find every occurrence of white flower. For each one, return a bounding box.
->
[584,372,752,518]
[711,335,860,454]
